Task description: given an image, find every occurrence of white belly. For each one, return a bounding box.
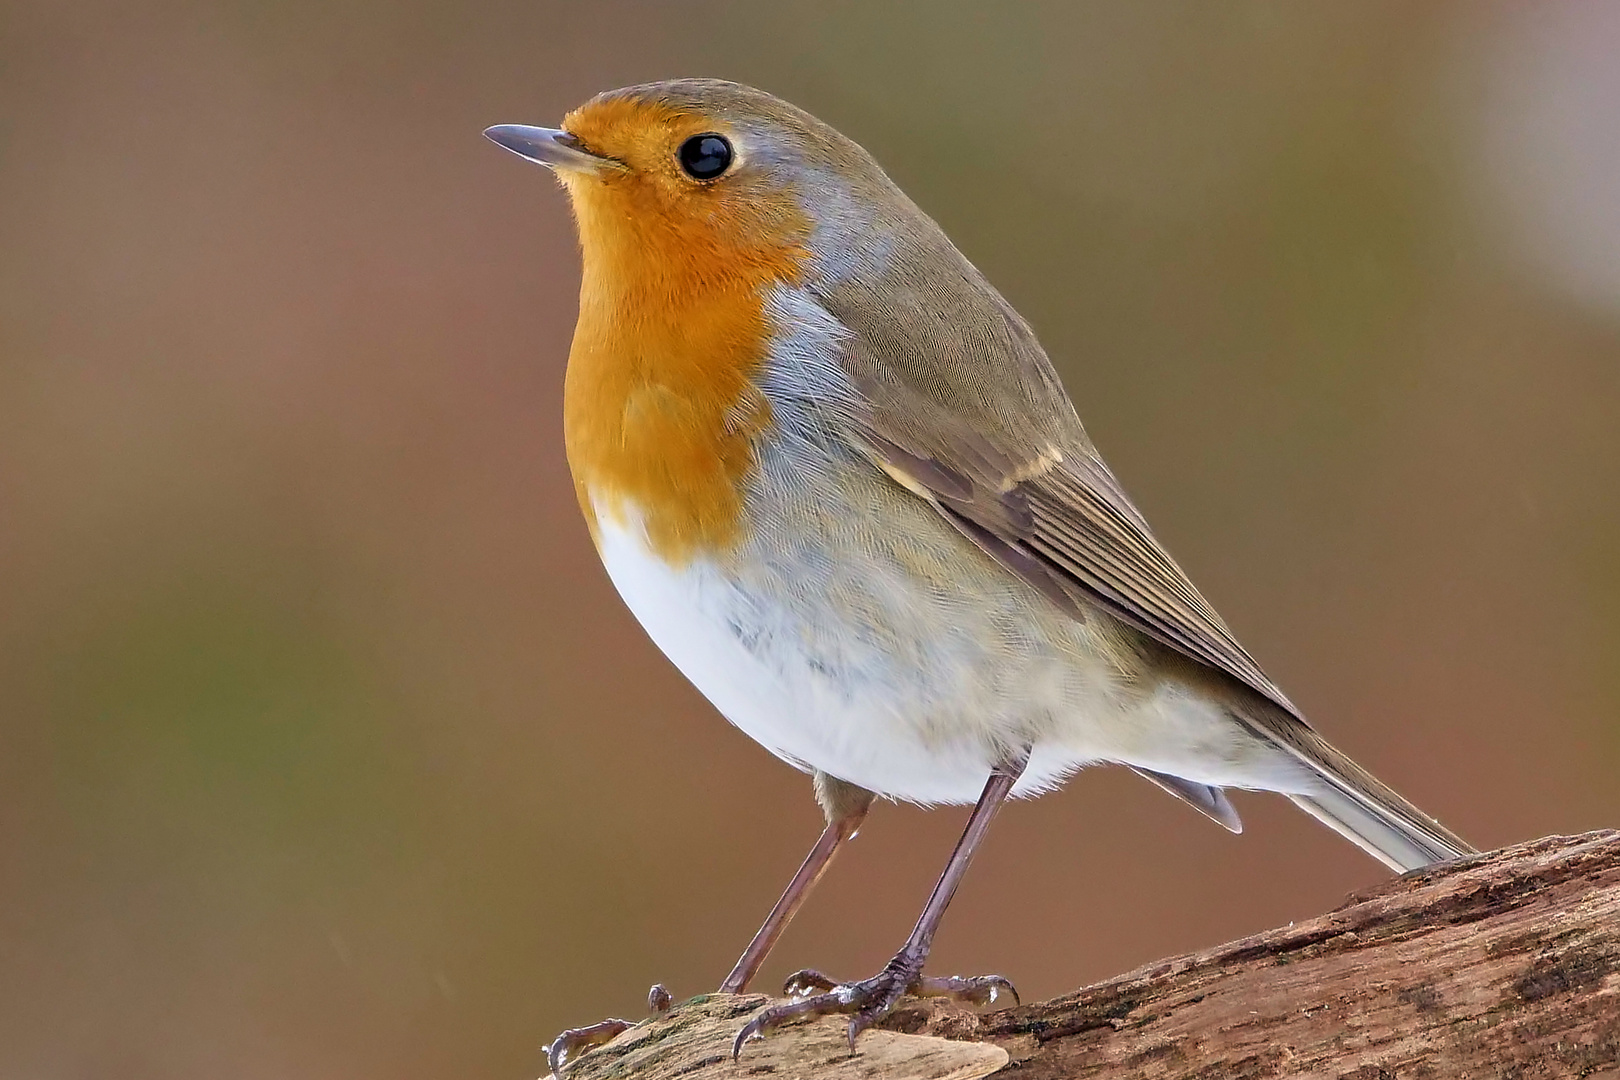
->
[593,507,1027,803]
[591,500,1308,806]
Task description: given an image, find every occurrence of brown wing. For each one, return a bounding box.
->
[858,421,1300,719]
[804,238,1300,721]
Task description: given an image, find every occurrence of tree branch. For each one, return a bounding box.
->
[550,831,1620,1079]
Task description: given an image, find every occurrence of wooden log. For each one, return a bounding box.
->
[550,831,1620,1079]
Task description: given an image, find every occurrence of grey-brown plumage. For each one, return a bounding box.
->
[799,137,1474,869]
[498,77,1481,1060]
[558,79,1475,873]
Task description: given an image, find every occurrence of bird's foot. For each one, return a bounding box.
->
[785,967,1018,1008]
[545,984,673,1075]
[732,962,1017,1058]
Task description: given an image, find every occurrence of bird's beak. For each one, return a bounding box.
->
[483,125,623,175]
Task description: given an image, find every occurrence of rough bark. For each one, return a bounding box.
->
[549,831,1620,1080]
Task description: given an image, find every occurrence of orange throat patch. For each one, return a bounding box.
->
[557,134,810,565]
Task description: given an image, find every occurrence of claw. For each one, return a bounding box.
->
[846,1010,880,1049]
[546,1018,632,1076]
[731,1013,770,1060]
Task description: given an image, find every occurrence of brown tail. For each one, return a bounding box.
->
[1240,716,1477,872]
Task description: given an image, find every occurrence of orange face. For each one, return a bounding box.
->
[553,91,812,564]
[560,94,812,276]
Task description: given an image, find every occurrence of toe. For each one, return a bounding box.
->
[546,1018,632,1075]
[732,989,856,1059]
[782,968,838,997]
[912,973,1020,1007]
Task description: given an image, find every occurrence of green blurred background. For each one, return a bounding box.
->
[3,2,1618,1076]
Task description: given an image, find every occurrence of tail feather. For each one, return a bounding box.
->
[1239,716,1477,873]
[1131,766,1244,834]
[1286,788,1469,872]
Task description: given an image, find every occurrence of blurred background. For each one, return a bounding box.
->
[3,2,1618,1077]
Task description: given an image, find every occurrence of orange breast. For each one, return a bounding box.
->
[559,138,810,565]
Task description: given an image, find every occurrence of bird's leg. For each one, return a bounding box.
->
[546,777,872,1074]
[733,755,1027,1057]
[719,776,874,993]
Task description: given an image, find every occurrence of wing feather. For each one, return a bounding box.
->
[802,247,1297,718]
[790,185,1472,863]
[861,424,1297,718]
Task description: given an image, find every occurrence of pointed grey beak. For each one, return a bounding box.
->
[483,125,623,175]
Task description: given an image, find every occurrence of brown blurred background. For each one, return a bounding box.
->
[3,2,1618,1076]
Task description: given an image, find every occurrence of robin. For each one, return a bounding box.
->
[484,79,1475,1066]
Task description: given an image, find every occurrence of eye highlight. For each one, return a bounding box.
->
[677,133,733,180]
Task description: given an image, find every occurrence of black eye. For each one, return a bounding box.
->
[678,133,733,180]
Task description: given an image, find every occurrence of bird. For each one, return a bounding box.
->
[483,78,1476,1066]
